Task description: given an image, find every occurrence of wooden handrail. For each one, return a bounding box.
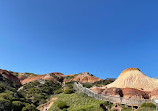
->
[73,82,154,106]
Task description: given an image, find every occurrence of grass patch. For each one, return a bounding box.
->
[137,107,155,111]
[48,92,111,111]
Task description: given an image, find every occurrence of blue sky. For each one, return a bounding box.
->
[0,0,158,79]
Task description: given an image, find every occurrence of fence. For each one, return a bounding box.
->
[73,82,154,106]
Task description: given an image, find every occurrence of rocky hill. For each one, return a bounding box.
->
[21,72,64,85]
[64,72,101,83]
[0,69,21,86]
[0,69,101,85]
[106,68,158,91]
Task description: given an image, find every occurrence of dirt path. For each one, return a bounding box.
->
[37,97,58,111]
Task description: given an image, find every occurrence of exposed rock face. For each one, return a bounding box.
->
[100,87,149,99]
[106,68,158,91]
[102,87,123,97]
[0,69,21,86]
[18,75,28,81]
[122,88,149,99]
[149,88,158,99]
[64,72,101,83]
[90,87,104,94]
[21,72,64,85]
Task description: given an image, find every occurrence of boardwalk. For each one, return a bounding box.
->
[73,82,154,106]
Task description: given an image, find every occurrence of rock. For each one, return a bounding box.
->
[0,69,21,86]
[64,72,101,83]
[102,87,123,97]
[21,72,64,85]
[90,87,104,94]
[106,68,158,91]
[122,88,149,99]
[149,88,158,99]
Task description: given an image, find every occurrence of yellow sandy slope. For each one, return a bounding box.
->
[106,68,158,91]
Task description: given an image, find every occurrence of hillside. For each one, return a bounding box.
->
[106,68,158,91]
[0,71,38,111]
[48,92,111,111]
[64,72,101,83]
[20,72,64,85]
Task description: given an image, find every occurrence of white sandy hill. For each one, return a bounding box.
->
[106,68,158,91]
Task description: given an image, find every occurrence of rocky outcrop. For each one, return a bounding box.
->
[21,72,64,85]
[106,68,158,91]
[90,87,104,94]
[64,72,101,83]
[102,87,123,97]
[122,88,149,99]
[0,69,21,86]
[101,87,149,99]
[149,88,158,99]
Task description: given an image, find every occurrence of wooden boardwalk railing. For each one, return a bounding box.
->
[73,82,154,106]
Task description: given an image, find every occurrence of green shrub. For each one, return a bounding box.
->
[83,83,93,88]
[64,88,75,94]
[12,101,25,110]
[65,81,75,89]
[57,101,69,109]
[140,103,156,108]
[22,104,38,111]
[55,89,63,94]
[20,80,61,106]
[76,105,95,111]
[0,86,5,93]
[137,107,155,111]
[49,93,105,111]
[0,98,12,110]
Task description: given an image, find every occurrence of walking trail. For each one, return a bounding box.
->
[37,97,58,111]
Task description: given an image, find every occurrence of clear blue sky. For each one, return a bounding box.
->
[0,0,158,79]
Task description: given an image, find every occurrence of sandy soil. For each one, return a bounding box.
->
[37,97,58,111]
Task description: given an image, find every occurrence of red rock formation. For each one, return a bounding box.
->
[101,87,149,99]
[0,69,21,86]
[64,72,101,83]
[102,87,123,97]
[122,88,149,99]
[18,75,28,81]
[21,72,64,85]
[90,87,104,94]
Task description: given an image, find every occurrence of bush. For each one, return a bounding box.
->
[22,104,38,111]
[55,89,63,94]
[83,83,93,88]
[57,101,69,109]
[140,103,156,108]
[12,101,25,110]
[0,99,12,110]
[76,105,95,111]
[64,88,75,94]
[137,107,155,111]
[65,81,75,89]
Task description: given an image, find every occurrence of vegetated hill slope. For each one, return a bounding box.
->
[20,71,101,85]
[106,68,158,91]
[1,69,102,85]
[0,71,38,111]
[21,72,64,85]
[0,69,21,86]
[64,72,101,83]
[48,92,111,111]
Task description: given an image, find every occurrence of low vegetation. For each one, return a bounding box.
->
[137,103,156,111]
[48,92,113,111]
[0,75,38,111]
[19,80,61,106]
[82,79,115,88]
